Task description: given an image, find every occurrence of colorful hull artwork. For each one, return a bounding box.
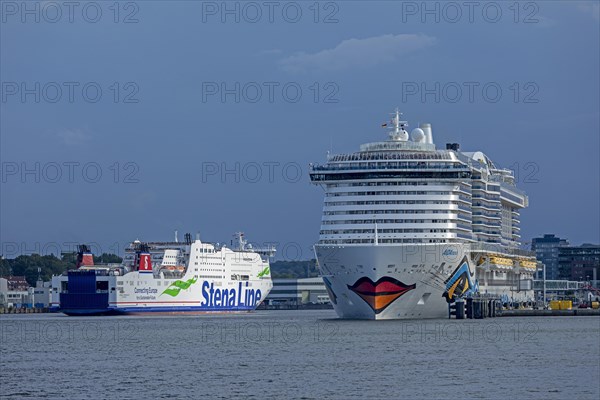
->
[347,277,416,314]
[315,244,479,320]
[442,256,477,303]
[315,245,489,319]
[322,277,337,305]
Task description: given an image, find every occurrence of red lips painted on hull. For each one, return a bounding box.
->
[347,277,416,314]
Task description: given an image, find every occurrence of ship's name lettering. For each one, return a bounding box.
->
[201,281,262,308]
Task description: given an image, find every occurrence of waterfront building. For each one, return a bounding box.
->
[558,244,600,283]
[266,278,330,305]
[0,276,31,307]
[33,279,52,307]
[532,234,569,280]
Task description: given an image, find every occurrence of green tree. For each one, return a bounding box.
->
[0,253,121,286]
[271,259,319,279]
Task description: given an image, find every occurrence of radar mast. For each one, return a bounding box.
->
[388,108,409,141]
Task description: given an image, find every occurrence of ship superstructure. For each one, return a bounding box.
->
[309,110,538,319]
[51,232,274,315]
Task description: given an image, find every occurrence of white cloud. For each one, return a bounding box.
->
[279,33,436,73]
[577,3,600,21]
[56,129,91,146]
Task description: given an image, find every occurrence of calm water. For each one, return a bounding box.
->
[1,311,599,399]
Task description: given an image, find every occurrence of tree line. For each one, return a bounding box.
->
[270,259,319,279]
[0,254,318,286]
[0,253,122,286]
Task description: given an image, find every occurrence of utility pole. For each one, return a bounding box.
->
[543,262,546,307]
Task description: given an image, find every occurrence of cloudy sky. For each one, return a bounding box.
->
[1,1,599,258]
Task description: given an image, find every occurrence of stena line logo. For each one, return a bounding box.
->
[201,281,262,308]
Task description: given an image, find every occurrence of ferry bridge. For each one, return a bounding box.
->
[533,280,600,301]
[533,280,581,291]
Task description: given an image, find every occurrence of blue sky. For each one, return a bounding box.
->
[1,1,599,259]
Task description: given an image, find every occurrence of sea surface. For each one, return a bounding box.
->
[1,311,599,399]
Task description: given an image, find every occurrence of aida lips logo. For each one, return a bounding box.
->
[347,277,416,314]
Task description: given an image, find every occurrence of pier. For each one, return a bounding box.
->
[449,297,600,319]
[0,306,50,314]
[499,308,600,317]
[449,296,502,319]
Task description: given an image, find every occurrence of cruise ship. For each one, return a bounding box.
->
[309,110,538,319]
[51,232,274,315]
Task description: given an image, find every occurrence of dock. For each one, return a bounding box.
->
[0,307,50,314]
[499,308,600,317]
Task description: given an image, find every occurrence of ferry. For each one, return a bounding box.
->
[309,110,539,319]
[51,232,274,315]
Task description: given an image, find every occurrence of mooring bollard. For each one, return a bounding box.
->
[456,300,465,319]
[477,300,485,319]
[466,298,473,319]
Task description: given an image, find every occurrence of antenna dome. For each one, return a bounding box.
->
[397,129,409,141]
[411,128,425,142]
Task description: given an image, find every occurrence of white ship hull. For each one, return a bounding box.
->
[52,272,272,315]
[316,243,535,320]
[51,236,274,316]
[309,110,538,320]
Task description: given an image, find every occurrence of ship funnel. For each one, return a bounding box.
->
[419,123,433,144]
[138,252,152,273]
[76,244,94,268]
[137,243,152,273]
[134,243,152,273]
